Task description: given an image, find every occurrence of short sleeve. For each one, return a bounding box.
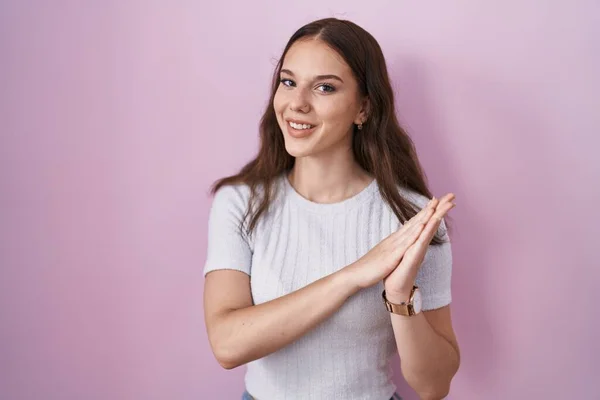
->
[202,184,253,277]
[415,218,453,311]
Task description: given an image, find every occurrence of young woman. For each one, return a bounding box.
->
[203,18,460,400]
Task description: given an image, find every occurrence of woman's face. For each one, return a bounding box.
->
[273,38,367,158]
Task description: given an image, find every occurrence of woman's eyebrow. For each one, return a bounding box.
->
[280,68,344,84]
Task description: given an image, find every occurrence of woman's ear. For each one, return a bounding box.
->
[354,96,371,125]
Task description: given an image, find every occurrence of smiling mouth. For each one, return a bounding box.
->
[288,121,315,130]
[286,120,317,138]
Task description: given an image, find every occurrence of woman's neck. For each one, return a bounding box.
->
[287,157,373,204]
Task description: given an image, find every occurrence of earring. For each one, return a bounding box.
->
[357,123,363,130]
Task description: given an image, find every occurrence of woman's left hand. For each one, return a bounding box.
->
[383,194,456,302]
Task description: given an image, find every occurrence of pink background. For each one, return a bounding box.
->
[1,1,599,399]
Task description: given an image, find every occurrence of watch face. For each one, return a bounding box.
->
[413,289,423,314]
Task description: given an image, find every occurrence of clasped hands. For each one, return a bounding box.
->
[346,194,456,303]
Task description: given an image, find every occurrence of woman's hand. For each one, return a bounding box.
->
[342,197,438,291]
[383,194,455,301]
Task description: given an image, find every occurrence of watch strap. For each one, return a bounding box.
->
[382,286,419,316]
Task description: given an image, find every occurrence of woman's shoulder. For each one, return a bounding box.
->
[212,181,251,202]
[212,182,250,207]
[211,175,285,210]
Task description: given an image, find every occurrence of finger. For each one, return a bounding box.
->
[401,197,438,231]
[388,220,424,260]
[421,193,454,213]
[391,192,454,240]
[410,220,442,256]
[421,202,455,240]
[391,194,454,245]
[435,193,456,208]
[395,220,427,251]
[432,199,455,221]
[394,209,429,240]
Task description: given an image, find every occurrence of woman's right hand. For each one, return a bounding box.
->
[341,197,439,291]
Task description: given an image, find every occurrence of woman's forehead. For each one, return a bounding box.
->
[282,39,352,78]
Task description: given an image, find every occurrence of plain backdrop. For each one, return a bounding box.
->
[1,1,599,399]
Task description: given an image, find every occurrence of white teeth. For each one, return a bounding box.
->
[289,121,313,130]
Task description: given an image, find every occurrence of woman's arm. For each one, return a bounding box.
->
[389,299,460,400]
[383,196,460,399]
[204,203,434,369]
[203,267,357,370]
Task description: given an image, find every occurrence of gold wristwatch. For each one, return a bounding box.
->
[382,286,422,316]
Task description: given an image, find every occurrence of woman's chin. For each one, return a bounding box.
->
[283,140,316,158]
[284,146,311,158]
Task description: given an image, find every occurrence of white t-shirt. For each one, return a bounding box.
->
[203,174,452,400]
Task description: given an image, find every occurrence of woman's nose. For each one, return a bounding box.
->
[289,89,311,113]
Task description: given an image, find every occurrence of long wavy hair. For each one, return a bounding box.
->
[211,18,450,245]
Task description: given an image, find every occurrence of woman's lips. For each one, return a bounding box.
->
[286,120,317,138]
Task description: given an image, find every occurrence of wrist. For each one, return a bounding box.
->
[383,286,413,304]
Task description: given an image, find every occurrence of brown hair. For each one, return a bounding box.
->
[211,18,450,245]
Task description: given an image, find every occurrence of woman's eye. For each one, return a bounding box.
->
[279,79,334,93]
[317,84,335,93]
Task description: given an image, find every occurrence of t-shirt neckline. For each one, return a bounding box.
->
[282,174,379,214]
